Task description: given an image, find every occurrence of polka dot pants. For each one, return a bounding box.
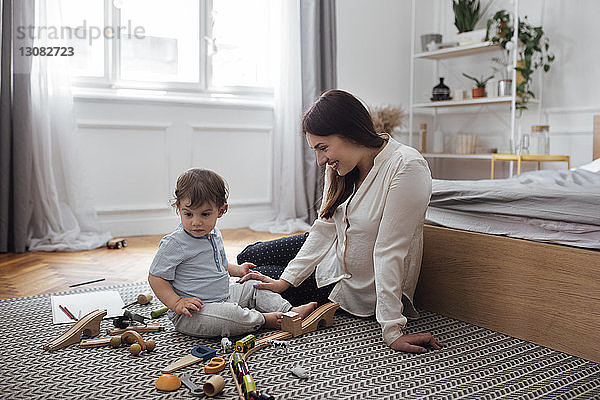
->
[237,233,334,307]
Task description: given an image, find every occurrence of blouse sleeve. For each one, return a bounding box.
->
[280,168,338,286]
[373,158,432,346]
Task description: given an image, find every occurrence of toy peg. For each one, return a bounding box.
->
[203,375,225,397]
[282,311,302,337]
[106,325,164,335]
[80,336,122,348]
[44,309,107,351]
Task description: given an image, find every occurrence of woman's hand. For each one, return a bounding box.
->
[173,297,204,317]
[390,333,445,353]
[237,271,291,293]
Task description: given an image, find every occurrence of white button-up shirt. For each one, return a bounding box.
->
[280,137,432,346]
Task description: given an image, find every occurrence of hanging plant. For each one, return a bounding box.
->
[485,10,555,112]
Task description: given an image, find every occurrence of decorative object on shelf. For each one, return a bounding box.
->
[452,0,493,45]
[431,77,452,101]
[370,105,405,134]
[485,78,498,98]
[420,123,427,153]
[491,52,512,97]
[462,73,493,98]
[530,125,550,154]
[497,79,512,97]
[455,134,478,154]
[420,33,442,52]
[485,9,555,112]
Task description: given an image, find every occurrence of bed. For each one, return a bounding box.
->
[415,116,600,363]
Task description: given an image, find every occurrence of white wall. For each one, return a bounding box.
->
[336,0,600,179]
[73,94,276,236]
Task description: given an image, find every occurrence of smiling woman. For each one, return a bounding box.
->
[237,90,444,354]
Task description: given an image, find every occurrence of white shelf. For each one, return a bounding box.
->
[423,153,496,160]
[413,97,540,109]
[414,42,501,60]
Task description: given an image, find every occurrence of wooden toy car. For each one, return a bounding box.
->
[107,238,128,249]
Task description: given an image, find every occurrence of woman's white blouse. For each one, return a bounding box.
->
[280,137,432,346]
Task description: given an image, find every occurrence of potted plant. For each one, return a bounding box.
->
[462,73,494,98]
[485,9,555,111]
[491,53,513,96]
[453,0,493,45]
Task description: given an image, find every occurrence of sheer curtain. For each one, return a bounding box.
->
[26,0,110,251]
[250,0,311,234]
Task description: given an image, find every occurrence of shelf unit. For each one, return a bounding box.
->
[408,0,534,175]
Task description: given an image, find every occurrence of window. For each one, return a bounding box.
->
[60,0,274,92]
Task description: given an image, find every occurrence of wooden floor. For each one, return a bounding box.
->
[0,228,298,300]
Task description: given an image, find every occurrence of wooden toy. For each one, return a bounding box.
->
[107,238,127,249]
[106,325,164,335]
[281,311,302,337]
[203,375,225,397]
[179,372,203,396]
[161,345,217,373]
[155,374,181,391]
[80,331,156,355]
[151,306,169,319]
[43,309,107,351]
[121,331,155,355]
[80,336,123,348]
[235,334,255,353]
[221,337,232,354]
[122,293,153,308]
[229,302,340,400]
[204,357,226,373]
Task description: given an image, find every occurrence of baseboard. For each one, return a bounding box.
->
[98,204,276,236]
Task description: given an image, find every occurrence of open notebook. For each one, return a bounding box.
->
[50,290,125,324]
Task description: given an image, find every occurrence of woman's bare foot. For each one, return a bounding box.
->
[263,312,284,330]
[291,302,318,319]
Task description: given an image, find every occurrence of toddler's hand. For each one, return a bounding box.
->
[239,262,256,276]
[173,297,203,317]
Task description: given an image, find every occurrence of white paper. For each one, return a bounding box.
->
[51,290,125,324]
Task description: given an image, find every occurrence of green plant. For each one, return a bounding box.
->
[462,72,494,88]
[453,0,493,33]
[485,9,555,111]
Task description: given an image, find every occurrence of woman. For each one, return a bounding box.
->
[238,90,443,354]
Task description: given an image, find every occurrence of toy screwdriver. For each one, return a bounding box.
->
[122,293,153,309]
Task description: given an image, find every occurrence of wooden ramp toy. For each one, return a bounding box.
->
[43,309,107,351]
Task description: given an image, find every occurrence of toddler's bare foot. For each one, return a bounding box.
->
[263,312,284,330]
[291,302,318,319]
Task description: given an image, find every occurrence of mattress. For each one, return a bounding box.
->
[427,166,600,249]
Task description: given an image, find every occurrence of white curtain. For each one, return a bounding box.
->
[27,0,111,251]
[250,0,311,234]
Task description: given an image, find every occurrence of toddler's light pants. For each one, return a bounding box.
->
[169,279,292,337]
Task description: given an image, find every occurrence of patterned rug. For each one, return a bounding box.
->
[1,282,599,399]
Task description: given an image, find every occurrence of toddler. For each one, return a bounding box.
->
[148,168,317,337]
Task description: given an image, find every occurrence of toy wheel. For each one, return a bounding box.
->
[116,242,122,249]
[122,240,128,247]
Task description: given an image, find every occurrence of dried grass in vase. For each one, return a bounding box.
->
[370,105,406,134]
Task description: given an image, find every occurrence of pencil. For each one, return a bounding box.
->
[59,304,76,321]
[69,278,105,287]
[64,305,78,321]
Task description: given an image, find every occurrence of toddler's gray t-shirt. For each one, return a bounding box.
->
[149,225,229,303]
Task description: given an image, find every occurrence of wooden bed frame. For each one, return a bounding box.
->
[416,116,600,363]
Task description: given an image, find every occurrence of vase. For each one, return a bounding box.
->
[431,77,452,101]
[498,79,512,96]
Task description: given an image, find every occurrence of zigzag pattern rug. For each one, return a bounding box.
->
[1,282,598,399]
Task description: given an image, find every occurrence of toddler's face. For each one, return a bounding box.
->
[179,199,227,238]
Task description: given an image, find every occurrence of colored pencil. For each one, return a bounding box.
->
[59,304,76,321]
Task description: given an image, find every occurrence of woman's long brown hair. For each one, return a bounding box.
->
[302,90,385,219]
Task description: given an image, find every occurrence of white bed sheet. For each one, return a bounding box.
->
[426,206,600,249]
